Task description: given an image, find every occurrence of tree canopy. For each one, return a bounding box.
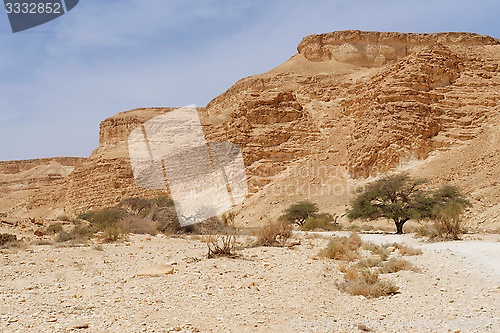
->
[280,201,319,226]
[347,173,470,234]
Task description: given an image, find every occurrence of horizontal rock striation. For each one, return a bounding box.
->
[297,30,499,66]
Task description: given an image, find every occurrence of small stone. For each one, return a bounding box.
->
[68,319,89,329]
[136,264,174,277]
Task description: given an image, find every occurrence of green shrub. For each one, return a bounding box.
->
[119,197,152,215]
[78,207,127,241]
[0,233,17,246]
[347,174,471,235]
[155,195,175,207]
[46,223,64,235]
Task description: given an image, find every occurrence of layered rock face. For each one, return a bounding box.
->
[297,30,498,66]
[1,30,499,230]
[64,108,179,214]
[0,158,84,218]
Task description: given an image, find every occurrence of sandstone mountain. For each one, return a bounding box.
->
[1,30,499,231]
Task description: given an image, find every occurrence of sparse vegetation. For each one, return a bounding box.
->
[393,243,423,256]
[320,233,362,261]
[356,257,383,269]
[254,219,293,247]
[45,223,64,235]
[72,195,181,242]
[206,213,238,258]
[336,265,399,298]
[362,242,390,260]
[321,235,423,297]
[377,258,420,274]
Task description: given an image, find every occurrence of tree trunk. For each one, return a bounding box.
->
[394,219,406,234]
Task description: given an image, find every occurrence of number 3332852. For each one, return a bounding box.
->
[5,2,62,14]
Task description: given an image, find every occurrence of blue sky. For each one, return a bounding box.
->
[0,0,499,161]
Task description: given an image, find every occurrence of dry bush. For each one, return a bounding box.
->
[378,258,420,274]
[336,266,399,298]
[346,232,362,249]
[362,242,390,260]
[320,233,362,261]
[414,224,434,238]
[201,213,239,258]
[392,243,423,256]
[120,215,161,235]
[206,232,237,258]
[254,219,292,247]
[431,216,466,241]
[414,219,466,242]
[357,257,383,269]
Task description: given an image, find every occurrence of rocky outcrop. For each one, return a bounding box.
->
[297,30,499,66]
[1,30,500,230]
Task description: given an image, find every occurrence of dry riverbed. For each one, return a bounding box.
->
[1,232,499,333]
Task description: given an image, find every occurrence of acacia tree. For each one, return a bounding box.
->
[280,201,319,226]
[347,173,471,234]
[347,173,429,234]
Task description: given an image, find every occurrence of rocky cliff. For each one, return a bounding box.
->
[1,30,499,231]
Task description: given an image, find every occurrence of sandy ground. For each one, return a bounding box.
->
[0,232,499,333]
